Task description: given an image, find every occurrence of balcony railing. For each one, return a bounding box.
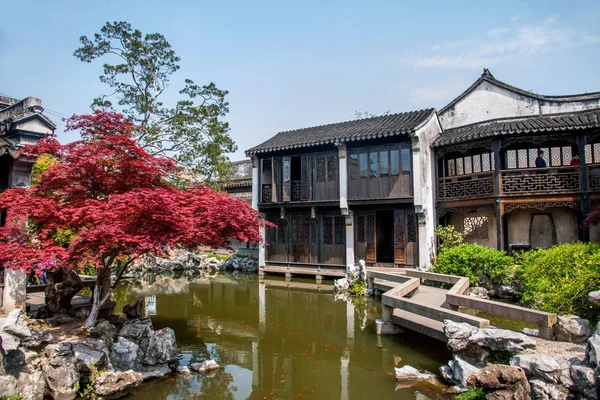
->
[501,166,580,196]
[589,165,600,192]
[438,171,494,201]
[291,180,302,201]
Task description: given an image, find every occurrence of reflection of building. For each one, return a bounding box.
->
[0,95,55,224]
[246,70,600,271]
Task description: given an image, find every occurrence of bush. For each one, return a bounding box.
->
[455,388,485,400]
[435,225,466,254]
[516,242,600,323]
[433,243,515,290]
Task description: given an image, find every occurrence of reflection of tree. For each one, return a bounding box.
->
[199,370,235,400]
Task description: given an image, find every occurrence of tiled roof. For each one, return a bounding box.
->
[246,109,435,155]
[440,69,600,114]
[434,108,600,147]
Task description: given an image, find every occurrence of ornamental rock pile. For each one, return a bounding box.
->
[440,320,600,399]
[0,307,222,399]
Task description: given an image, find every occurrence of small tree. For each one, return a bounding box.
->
[0,111,268,329]
[434,225,466,254]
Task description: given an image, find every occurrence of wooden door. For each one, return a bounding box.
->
[366,211,376,264]
[291,214,316,263]
[300,155,310,201]
[272,157,281,202]
[405,212,418,266]
[394,210,406,264]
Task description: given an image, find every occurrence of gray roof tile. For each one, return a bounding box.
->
[434,107,600,147]
[246,109,435,155]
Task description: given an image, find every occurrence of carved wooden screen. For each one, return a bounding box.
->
[366,211,376,263]
[291,213,316,263]
[393,210,406,264]
[272,157,281,202]
[282,156,291,202]
[405,212,418,266]
[300,155,310,201]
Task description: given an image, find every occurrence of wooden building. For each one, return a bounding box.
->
[246,69,600,274]
[246,110,442,275]
[435,70,600,253]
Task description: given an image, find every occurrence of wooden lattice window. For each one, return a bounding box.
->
[316,156,326,182]
[463,216,489,240]
[323,216,333,245]
[357,215,365,242]
[586,143,600,165]
[407,213,417,243]
[334,216,345,245]
[506,145,575,169]
[446,152,493,177]
[327,156,337,181]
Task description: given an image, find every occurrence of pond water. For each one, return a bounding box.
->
[114,273,451,400]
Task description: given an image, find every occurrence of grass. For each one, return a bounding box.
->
[455,388,486,400]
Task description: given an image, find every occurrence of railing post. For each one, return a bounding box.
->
[577,135,590,242]
[492,139,505,251]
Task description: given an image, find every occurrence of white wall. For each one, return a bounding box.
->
[439,80,600,130]
[412,114,443,269]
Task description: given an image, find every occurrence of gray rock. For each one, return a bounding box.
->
[589,290,600,307]
[444,320,479,353]
[17,370,46,400]
[0,309,32,338]
[0,330,21,351]
[587,325,600,367]
[176,365,191,374]
[90,320,118,348]
[73,342,107,372]
[529,378,569,400]
[119,319,154,342]
[42,343,80,400]
[93,370,143,400]
[195,359,220,373]
[394,365,438,388]
[447,356,480,387]
[333,278,350,293]
[522,328,539,337]
[570,361,598,400]
[22,330,52,349]
[469,328,537,354]
[469,287,489,299]
[139,327,177,366]
[0,375,19,397]
[510,354,562,383]
[553,315,591,343]
[110,337,140,371]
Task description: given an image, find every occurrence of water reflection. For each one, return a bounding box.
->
[116,273,451,400]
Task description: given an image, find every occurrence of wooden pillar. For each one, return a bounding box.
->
[577,135,590,242]
[258,216,266,268]
[344,211,355,268]
[492,139,505,251]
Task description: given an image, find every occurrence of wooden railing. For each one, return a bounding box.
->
[437,171,494,201]
[501,166,581,196]
[589,165,600,192]
[291,180,302,201]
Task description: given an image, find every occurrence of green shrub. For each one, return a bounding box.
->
[435,225,466,254]
[455,387,485,400]
[349,280,368,297]
[517,242,600,323]
[433,243,515,289]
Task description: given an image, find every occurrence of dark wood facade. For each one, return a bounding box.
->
[257,139,419,268]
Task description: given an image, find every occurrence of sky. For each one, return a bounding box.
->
[1,0,600,161]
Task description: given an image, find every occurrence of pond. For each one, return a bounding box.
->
[114,273,452,400]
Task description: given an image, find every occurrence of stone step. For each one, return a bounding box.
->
[373,278,399,291]
[392,309,447,342]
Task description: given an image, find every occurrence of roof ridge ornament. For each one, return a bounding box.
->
[482,68,494,79]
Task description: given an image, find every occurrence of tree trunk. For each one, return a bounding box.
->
[45,265,84,316]
[84,266,112,330]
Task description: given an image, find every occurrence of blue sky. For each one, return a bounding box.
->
[1,0,600,160]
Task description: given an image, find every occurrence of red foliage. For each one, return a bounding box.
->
[0,110,267,274]
[583,205,600,228]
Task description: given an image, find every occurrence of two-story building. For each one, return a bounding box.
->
[246,70,600,275]
[1,95,55,225]
[246,110,442,276]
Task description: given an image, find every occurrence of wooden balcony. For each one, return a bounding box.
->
[589,165,600,192]
[437,171,494,201]
[438,167,584,202]
[500,166,580,196]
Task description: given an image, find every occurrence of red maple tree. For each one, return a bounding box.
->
[0,111,268,329]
